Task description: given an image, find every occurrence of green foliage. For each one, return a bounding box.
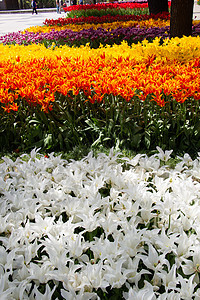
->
[66,7,149,18]
[96,285,128,299]
[1,92,200,158]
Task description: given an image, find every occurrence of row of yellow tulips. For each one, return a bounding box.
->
[24,18,171,33]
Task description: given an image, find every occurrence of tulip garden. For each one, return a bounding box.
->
[1,1,200,299]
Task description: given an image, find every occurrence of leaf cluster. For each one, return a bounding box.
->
[1,93,200,158]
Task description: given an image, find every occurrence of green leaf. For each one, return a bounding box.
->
[44,134,53,148]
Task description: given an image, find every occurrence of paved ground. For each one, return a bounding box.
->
[0,1,200,36]
[0,9,67,36]
[194,0,200,20]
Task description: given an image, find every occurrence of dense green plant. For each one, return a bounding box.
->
[1,93,200,158]
[66,7,149,18]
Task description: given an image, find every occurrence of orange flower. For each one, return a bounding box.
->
[1,51,200,113]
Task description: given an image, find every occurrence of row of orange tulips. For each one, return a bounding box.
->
[1,46,200,113]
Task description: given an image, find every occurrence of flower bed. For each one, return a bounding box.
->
[1,11,199,48]
[1,38,200,154]
[1,1,200,298]
[0,24,170,47]
[1,148,200,299]
[42,12,170,27]
[1,38,200,112]
[63,2,149,12]
[2,23,200,48]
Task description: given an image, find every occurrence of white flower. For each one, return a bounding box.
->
[176,273,196,299]
[189,157,200,179]
[31,215,56,237]
[23,239,42,264]
[29,284,56,300]
[177,153,193,167]
[40,234,70,269]
[157,290,180,300]
[123,280,156,300]
[140,195,157,225]
[119,227,146,257]
[90,235,123,262]
[152,175,171,196]
[75,206,101,232]
[0,274,15,299]
[0,246,7,266]
[154,227,179,255]
[103,257,127,288]
[182,248,200,283]
[194,286,200,299]
[61,287,100,300]
[138,244,170,272]
[9,281,32,300]
[122,256,150,286]
[48,261,82,290]
[28,261,52,284]
[99,211,122,237]
[156,146,173,162]
[127,153,146,167]
[13,264,30,281]
[174,230,195,266]
[66,234,85,258]
[156,265,178,292]
[79,262,109,290]
[139,155,160,171]
[153,190,180,230]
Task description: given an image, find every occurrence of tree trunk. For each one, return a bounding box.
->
[170,0,194,38]
[147,0,168,15]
